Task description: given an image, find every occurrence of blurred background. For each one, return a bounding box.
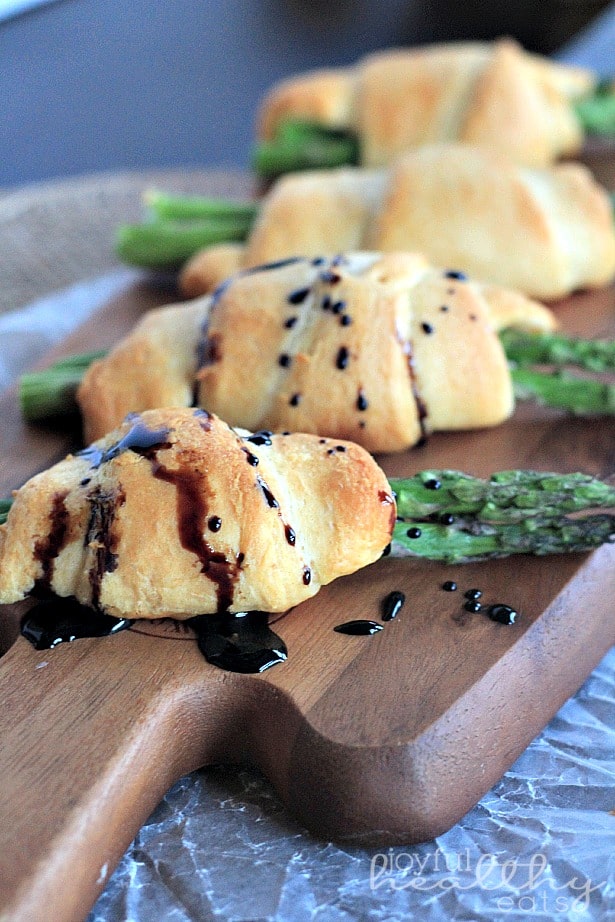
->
[1,0,614,188]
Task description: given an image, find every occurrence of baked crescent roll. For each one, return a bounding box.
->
[0,408,395,617]
[257,39,595,168]
[179,145,615,302]
[79,252,556,452]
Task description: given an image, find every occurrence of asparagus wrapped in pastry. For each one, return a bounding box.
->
[117,146,615,301]
[76,252,557,451]
[1,409,614,621]
[255,39,597,173]
[0,408,395,617]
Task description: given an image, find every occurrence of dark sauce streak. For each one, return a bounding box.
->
[86,486,126,609]
[78,422,171,469]
[21,598,133,650]
[152,459,240,612]
[381,590,405,622]
[257,476,279,509]
[188,611,287,673]
[33,491,70,592]
[334,620,383,636]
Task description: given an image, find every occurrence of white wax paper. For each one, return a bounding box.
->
[88,648,615,922]
[3,276,613,921]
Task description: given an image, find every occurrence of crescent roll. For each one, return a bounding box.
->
[257,39,595,168]
[0,408,395,617]
[78,252,556,453]
[180,145,615,302]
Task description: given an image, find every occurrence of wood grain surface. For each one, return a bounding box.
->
[0,166,614,922]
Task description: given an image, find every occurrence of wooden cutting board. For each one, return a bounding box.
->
[0,172,614,922]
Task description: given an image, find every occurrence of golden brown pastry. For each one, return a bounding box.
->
[0,408,395,617]
[79,252,556,452]
[179,145,615,302]
[257,39,595,168]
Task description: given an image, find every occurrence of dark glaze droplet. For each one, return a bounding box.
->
[33,491,70,592]
[382,590,405,622]
[464,600,483,613]
[442,580,457,592]
[285,524,296,546]
[320,270,342,285]
[340,314,352,326]
[302,567,311,585]
[331,300,345,315]
[21,598,133,650]
[487,604,518,625]
[357,388,368,412]
[465,588,482,600]
[334,620,383,636]
[406,527,422,539]
[424,478,441,490]
[208,516,222,532]
[336,346,349,370]
[80,478,91,487]
[245,431,273,447]
[279,353,292,368]
[421,322,434,334]
[188,611,287,673]
[444,270,467,281]
[440,305,449,312]
[284,316,298,329]
[288,286,310,305]
[257,476,279,509]
[440,513,455,525]
[243,449,260,467]
[289,393,301,407]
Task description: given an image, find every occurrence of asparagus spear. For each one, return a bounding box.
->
[500,328,615,373]
[19,351,106,422]
[511,367,615,415]
[0,498,12,526]
[2,469,613,561]
[390,469,615,562]
[253,119,359,178]
[17,326,615,423]
[575,82,615,136]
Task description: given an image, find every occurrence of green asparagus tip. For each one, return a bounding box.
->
[19,351,107,423]
[0,498,13,526]
[390,469,615,563]
[115,213,255,269]
[575,84,615,135]
[253,118,359,177]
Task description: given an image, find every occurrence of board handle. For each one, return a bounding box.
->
[0,628,241,922]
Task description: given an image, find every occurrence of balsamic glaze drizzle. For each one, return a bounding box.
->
[188,611,287,673]
[334,620,383,636]
[381,590,405,622]
[33,491,70,592]
[21,598,133,650]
